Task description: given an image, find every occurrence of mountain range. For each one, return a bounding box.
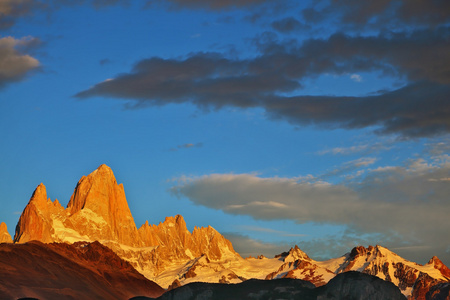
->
[1,164,449,299]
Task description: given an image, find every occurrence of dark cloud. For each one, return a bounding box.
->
[0,0,46,29]
[264,81,450,138]
[271,17,310,33]
[75,52,300,109]
[147,0,277,10]
[304,0,450,28]
[0,36,40,88]
[76,26,450,138]
[0,0,130,29]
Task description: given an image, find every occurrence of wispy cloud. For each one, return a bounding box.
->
[317,141,391,156]
[169,142,203,152]
[235,225,307,237]
[350,74,362,82]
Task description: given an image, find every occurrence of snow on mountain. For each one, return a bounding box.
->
[318,245,450,298]
[7,164,450,299]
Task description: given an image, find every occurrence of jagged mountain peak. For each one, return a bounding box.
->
[29,182,47,207]
[284,245,310,262]
[7,165,450,298]
[161,214,188,229]
[0,222,12,243]
[427,256,450,278]
[347,244,403,262]
[15,164,141,246]
[67,164,122,213]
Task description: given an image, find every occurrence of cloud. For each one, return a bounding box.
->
[271,17,309,33]
[0,0,42,29]
[350,74,362,82]
[0,36,40,88]
[148,0,282,11]
[317,140,392,156]
[223,232,292,258]
[236,225,306,237]
[169,142,203,152]
[99,58,112,65]
[304,0,450,28]
[75,26,450,138]
[264,81,450,138]
[0,0,131,29]
[171,154,450,263]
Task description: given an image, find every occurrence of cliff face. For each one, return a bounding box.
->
[14,165,140,246]
[66,164,141,246]
[138,215,238,260]
[14,183,65,243]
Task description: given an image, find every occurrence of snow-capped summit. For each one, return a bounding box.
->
[283,245,310,263]
[6,165,450,298]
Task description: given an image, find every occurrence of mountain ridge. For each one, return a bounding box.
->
[3,164,449,299]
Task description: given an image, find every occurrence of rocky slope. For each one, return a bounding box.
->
[6,164,450,299]
[0,240,164,300]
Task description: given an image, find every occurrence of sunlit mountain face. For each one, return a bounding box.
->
[1,165,449,299]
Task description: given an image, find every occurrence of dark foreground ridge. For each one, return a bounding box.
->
[0,241,164,300]
[136,272,406,300]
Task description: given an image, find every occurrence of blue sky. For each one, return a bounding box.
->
[1,0,449,265]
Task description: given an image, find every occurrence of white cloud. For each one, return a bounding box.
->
[172,155,450,263]
[350,73,362,82]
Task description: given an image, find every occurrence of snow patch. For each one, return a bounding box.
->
[52,219,91,244]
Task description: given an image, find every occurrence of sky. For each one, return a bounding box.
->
[0,0,449,266]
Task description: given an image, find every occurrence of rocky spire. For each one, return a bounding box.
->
[0,222,12,243]
[138,214,239,261]
[14,165,141,246]
[14,183,64,243]
[66,164,140,246]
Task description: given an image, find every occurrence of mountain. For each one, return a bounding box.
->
[14,164,141,246]
[6,164,450,299]
[334,246,450,298]
[13,164,240,288]
[144,272,406,300]
[257,244,450,299]
[0,222,12,243]
[0,240,164,300]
